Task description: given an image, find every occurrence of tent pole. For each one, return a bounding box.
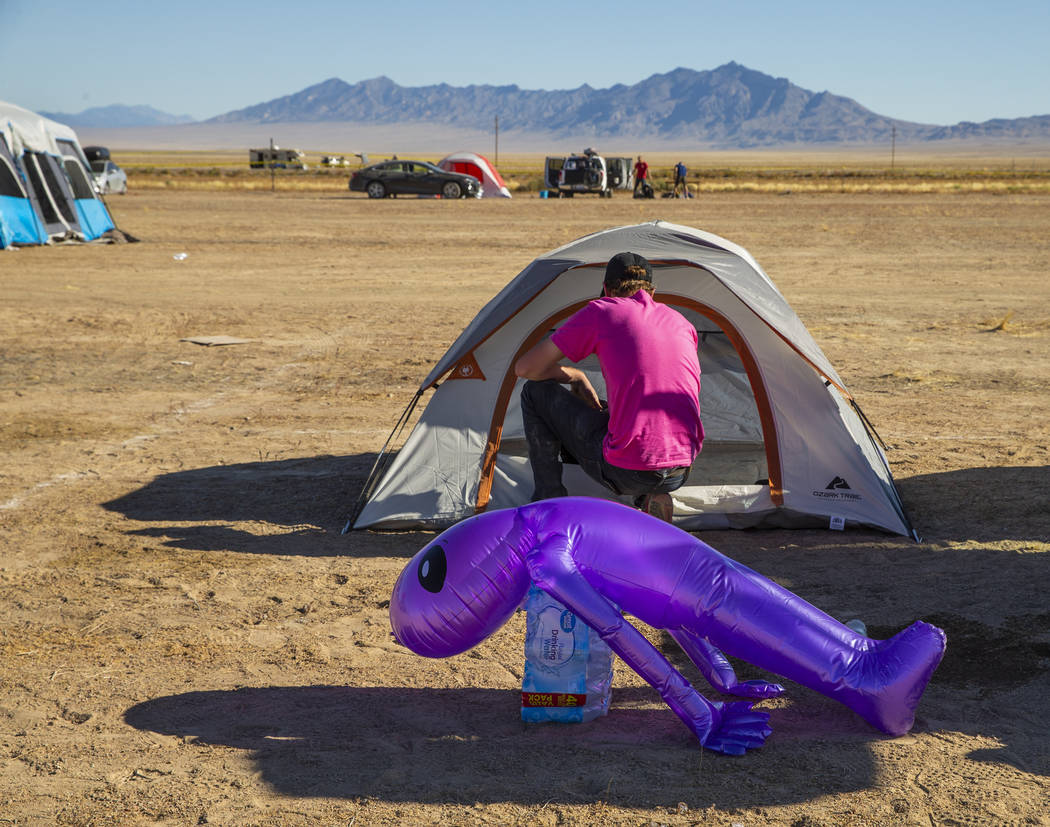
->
[341,390,424,533]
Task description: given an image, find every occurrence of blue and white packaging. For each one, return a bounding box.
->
[521,584,615,723]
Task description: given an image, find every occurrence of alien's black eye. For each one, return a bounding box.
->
[417,545,447,593]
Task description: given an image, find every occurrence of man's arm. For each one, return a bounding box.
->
[514,337,601,409]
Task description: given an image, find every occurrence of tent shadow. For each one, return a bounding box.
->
[896,465,1049,542]
[102,454,371,527]
[101,459,1049,556]
[100,454,416,558]
[123,685,885,807]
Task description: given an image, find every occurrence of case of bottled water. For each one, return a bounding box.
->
[521,584,614,723]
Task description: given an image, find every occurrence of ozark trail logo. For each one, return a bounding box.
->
[813,476,862,501]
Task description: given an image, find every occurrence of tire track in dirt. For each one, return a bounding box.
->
[0,322,361,515]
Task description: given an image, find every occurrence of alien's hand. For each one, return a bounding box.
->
[701,701,772,755]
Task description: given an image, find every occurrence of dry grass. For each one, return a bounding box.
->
[113,149,1050,194]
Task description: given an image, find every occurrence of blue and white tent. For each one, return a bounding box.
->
[1,100,115,248]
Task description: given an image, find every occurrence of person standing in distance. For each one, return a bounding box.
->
[633,156,650,196]
[673,160,689,197]
[514,252,704,522]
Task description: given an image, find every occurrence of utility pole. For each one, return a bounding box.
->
[270,137,276,192]
[891,125,896,172]
[494,116,499,166]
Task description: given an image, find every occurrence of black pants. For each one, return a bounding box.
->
[520,380,690,501]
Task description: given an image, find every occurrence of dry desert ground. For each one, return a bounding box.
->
[2,181,1049,825]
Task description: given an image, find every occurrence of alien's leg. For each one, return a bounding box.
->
[667,629,784,699]
[668,545,946,736]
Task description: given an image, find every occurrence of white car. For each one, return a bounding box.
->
[90,159,128,195]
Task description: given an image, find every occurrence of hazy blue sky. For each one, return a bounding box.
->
[4,0,1047,125]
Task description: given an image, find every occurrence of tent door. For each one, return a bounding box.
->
[56,140,98,201]
[0,134,47,247]
[474,296,783,513]
[0,135,27,198]
[56,139,115,240]
[21,151,82,239]
[451,161,483,181]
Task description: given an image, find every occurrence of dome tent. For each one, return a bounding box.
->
[437,151,511,198]
[348,221,915,538]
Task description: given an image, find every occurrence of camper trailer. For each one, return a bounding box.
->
[248,147,307,170]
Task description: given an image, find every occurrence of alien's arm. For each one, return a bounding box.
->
[667,628,784,699]
[526,531,771,752]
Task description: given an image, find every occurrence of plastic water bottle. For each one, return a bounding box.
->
[845,618,868,636]
[521,584,614,723]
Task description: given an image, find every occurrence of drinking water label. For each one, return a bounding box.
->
[521,585,614,723]
[530,603,576,667]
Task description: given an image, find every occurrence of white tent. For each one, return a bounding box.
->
[0,100,115,247]
[437,152,511,198]
[350,221,915,537]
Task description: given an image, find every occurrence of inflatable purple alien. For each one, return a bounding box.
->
[389,498,946,754]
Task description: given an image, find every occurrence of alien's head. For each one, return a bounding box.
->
[389,508,529,658]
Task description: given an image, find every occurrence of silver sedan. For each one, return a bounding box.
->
[90,159,128,195]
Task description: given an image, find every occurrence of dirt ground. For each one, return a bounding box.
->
[2,186,1048,826]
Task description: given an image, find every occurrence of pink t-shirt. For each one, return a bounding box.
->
[551,290,703,470]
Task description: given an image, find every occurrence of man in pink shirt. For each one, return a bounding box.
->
[514,252,703,521]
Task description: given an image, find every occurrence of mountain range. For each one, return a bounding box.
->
[48,64,1050,148]
[39,104,195,128]
[205,63,1050,147]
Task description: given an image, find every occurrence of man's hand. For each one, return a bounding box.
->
[568,370,602,410]
[515,340,603,410]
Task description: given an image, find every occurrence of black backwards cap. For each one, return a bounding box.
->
[600,251,653,298]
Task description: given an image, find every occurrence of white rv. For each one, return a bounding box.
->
[248,147,307,170]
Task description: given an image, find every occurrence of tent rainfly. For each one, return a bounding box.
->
[0,100,115,248]
[437,152,511,198]
[349,221,916,538]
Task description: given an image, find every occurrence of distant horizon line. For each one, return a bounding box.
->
[73,121,1050,157]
